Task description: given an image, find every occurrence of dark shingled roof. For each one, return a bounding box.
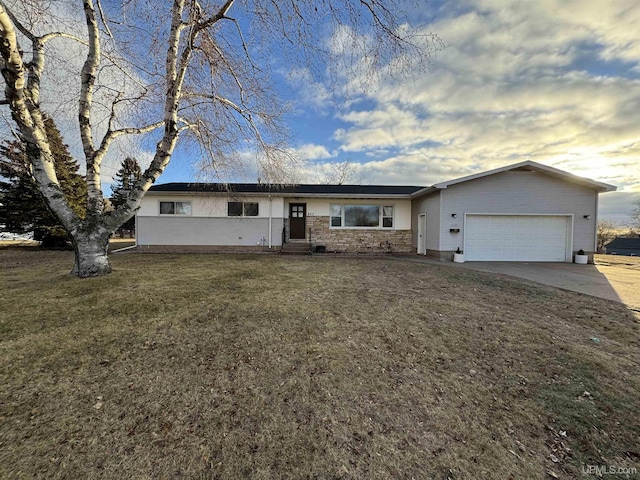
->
[605,237,640,249]
[148,182,424,196]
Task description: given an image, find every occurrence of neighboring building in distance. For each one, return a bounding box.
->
[605,237,640,256]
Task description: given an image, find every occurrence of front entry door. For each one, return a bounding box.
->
[289,203,306,239]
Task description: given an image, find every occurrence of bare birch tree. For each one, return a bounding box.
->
[0,0,441,277]
[596,219,617,253]
[316,159,363,185]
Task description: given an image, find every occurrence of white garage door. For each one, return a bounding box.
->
[465,215,569,262]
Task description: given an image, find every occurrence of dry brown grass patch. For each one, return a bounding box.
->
[1,249,639,479]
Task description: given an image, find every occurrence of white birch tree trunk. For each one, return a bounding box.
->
[70,229,112,276]
[0,1,175,276]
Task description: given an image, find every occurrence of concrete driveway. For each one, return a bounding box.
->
[455,259,640,311]
[396,255,640,311]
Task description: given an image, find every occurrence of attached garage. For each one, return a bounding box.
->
[464,214,571,262]
[410,161,617,263]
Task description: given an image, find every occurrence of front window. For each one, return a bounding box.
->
[345,205,380,227]
[228,201,259,217]
[244,202,259,216]
[228,201,243,216]
[330,204,394,228]
[159,201,191,215]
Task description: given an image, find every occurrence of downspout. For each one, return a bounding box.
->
[112,214,139,253]
[593,191,599,257]
[112,243,137,253]
[268,195,272,249]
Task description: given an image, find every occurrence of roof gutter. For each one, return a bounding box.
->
[410,185,440,198]
[145,191,417,199]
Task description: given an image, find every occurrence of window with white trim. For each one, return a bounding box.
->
[159,201,191,215]
[330,204,394,228]
[330,205,342,227]
[382,206,394,227]
[228,201,259,217]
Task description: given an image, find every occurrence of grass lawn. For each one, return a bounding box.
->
[1,249,639,479]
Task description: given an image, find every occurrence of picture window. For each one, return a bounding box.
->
[330,204,394,228]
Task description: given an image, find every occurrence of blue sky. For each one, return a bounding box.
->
[14,0,633,224]
[144,0,640,224]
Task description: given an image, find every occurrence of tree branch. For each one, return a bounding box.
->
[96,121,164,162]
[194,93,270,153]
[40,31,86,44]
[114,0,187,219]
[107,0,237,230]
[95,0,114,38]
[0,3,27,102]
[1,2,35,42]
[1,8,79,111]
[202,38,247,102]
[196,0,234,32]
[79,0,103,212]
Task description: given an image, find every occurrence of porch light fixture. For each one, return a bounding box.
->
[583,215,591,219]
[451,213,457,218]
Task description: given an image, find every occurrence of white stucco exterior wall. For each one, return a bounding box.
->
[137,194,286,247]
[138,194,285,218]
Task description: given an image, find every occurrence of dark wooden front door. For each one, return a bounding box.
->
[289,203,306,240]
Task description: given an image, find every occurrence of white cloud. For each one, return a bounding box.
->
[296,143,337,161]
[334,105,429,152]
[286,68,333,113]
[536,0,640,65]
[307,0,640,221]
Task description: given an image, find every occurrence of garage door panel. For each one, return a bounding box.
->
[465,215,568,262]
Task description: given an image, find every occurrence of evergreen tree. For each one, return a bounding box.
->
[110,157,142,233]
[0,117,87,248]
[0,141,46,235]
[42,117,87,220]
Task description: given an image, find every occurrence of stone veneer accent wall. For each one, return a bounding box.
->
[307,216,412,253]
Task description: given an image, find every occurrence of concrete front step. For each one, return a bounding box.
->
[281,242,312,255]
